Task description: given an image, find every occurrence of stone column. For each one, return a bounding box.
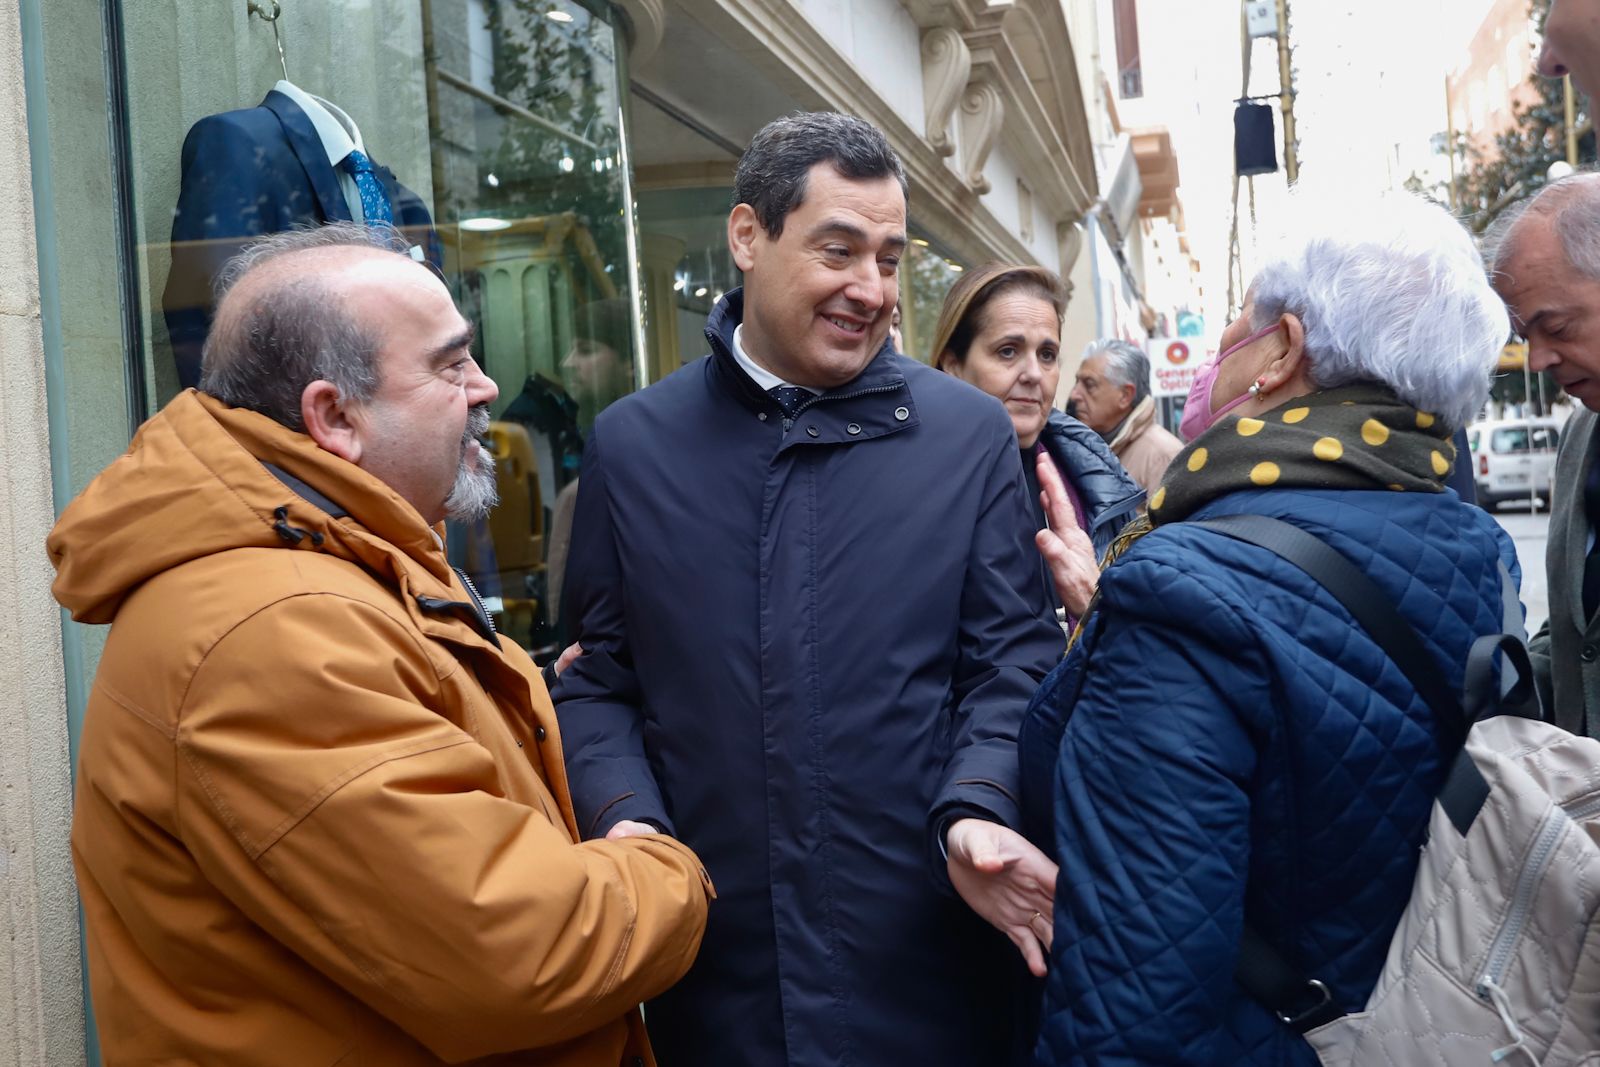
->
[0,0,87,1063]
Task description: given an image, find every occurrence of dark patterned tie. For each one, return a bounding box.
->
[341,149,394,225]
[768,385,811,418]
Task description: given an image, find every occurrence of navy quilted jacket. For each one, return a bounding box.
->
[1018,485,1518,1066]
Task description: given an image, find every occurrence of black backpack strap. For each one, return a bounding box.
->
[1436,626,1544,836]
[1196,513,1465,1036]
[1197,518,1541,1036]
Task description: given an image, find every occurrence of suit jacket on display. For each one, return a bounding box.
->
[1531,406,1600,736]
[162,89,438,388]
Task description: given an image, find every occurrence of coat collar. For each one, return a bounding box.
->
[1106,394,1156,454]
[704,288,909,419]
[1038,410,1144,533]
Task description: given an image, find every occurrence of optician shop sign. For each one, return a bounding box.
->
[1147,338,1212,399]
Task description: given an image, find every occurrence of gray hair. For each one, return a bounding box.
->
[1247,190,1507,429]
[733,112,908,237]
[1488,171,1600,282]
[1084,338,1150,405]
[198,222,414,431]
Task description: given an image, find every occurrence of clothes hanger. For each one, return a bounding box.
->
[247,0,289,83]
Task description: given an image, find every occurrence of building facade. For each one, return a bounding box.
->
[3,0,1106,1061]
[1448,0,1540,158]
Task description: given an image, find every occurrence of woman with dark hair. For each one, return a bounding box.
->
[932,264,1143,628]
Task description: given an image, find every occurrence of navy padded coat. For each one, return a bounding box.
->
[1036,411,1144,563]
[554,291,1064,1066]
[1019,486,1517,1066]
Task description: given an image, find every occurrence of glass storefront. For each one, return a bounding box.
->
[637,185,741,373]
[899,234,966,364]
[34,0,976,667]
[107,0,641,656]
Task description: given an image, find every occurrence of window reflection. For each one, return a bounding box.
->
[899,237,967,363]
[129,0,639,657]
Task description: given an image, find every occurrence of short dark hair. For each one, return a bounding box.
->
[199,222,413,431]
[732,112,908,237]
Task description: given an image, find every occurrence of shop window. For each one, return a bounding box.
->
[635,186,742,377]
[899,237,967,364]
[113,0,639,658]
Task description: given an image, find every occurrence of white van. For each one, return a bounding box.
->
[1467,418,1562,511]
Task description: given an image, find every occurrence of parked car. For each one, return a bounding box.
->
[1467,417,1561,511]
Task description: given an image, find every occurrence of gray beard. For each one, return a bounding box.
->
[443,405,499,523]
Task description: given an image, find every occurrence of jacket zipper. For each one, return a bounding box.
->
[452,565,497,637]
[1475,791,1600,995]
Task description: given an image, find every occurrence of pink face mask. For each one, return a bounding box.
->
[1179,322,1281,442]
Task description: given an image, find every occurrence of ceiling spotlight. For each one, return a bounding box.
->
[912,237,930,247]
[486,173,500,188]
[546,9,574,22]
[695,287,708,297]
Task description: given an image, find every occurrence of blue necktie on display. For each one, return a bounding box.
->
[341,149,393,225]
[768,385,811,418]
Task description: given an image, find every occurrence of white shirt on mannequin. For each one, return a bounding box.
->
[272,79,369,223]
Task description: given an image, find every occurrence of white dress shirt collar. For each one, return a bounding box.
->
[274,79,366,166]
[732,324,819,395]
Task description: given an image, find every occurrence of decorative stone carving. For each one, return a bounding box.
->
[613,0,665,67]
[1058,219,1086,275]
[958,80,1003,195]
[920,27,970,159]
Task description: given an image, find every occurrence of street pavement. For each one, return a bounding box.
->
[1491,502,1550,635]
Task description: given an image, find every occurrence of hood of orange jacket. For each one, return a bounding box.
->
[51,389,462,623]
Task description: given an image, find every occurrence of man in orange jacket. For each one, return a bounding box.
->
[47,222,711,1067]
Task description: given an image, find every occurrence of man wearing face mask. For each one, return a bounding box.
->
[1020,192,1519,1066]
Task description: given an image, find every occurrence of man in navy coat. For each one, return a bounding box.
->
[552,112,1064,1065]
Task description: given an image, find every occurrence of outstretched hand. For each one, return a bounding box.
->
[945,818,1058,977]
[551,642,584,677]
[1033,451,1100,618]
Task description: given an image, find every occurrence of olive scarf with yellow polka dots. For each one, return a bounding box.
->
[1091,383,1455,587]
[1148,381,1455,524]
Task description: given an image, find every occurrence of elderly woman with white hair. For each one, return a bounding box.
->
[1018,193,1519,1066]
